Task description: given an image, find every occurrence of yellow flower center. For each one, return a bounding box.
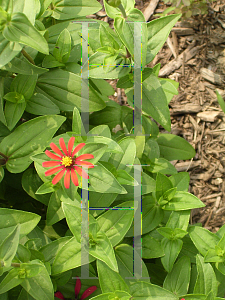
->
[61,156,73,167]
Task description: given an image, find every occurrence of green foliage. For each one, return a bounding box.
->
[0,1,221,300]
[161,0,215,19]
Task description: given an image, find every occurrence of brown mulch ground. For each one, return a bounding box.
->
[96,0,225,231]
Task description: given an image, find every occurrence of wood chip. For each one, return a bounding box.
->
[143,0,159,21]
[159,41,198,77]
[200,67,225,85]
[175,160,201,172]
[197,111,222,122]
[171,27,195,36]
[170,103,202,115]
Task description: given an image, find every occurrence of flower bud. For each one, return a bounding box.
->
[106,0,122,8]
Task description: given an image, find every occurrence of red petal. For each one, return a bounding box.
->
[72,143,85,156]
[68,137,75,156]
[54,291,65,300]
[75,160,94,168]
[50,142,64,157]
[80,286,97,300]
[75,166,89,179]
[45,150,61,160]
[74,277,81,297]
[45,166,63,176]
[52,169,66,185]
[59,138,68,156]
[76,154,94,160]
[71,168,79,186]
[42,161,61,167]
[64,169,70,189]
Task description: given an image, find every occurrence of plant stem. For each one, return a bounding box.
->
[21,49,35,65]
[0,152,8,160]
[11,263,21,267]
[118,3,127,18]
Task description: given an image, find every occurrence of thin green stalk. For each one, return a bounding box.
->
[21,49,35,65]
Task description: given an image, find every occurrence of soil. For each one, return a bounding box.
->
[96,0,225,232]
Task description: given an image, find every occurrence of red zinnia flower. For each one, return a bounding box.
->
[54,277,97,300]
[42,137,94,189]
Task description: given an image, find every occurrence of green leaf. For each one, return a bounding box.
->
[115,244,150,286]
[89,54,130,79]
[114,17,134,56]
[5,101,26,131]
[52,0,102,20]
[21,260,54,300]
[145,157,178,174]
[216,90,225,114]
[91,291,131,300]
[51,236,95,275]
[0,33,22,68]
[156,173,173,200]
[161,238,183,272]
[62,201,97,242]
[159,78,179,104]
[0,224,20,268]
[0,267,24,294]
[39,237,70,264]
[3,92,25,103]
[88,162,126,194]
[3,13,49,54]
[46,190,65,226]
[1,55,48,75]
[116,169,138,186]
[26,93,60,115]
[90,78,115,97]
[89,101,122,130]
[188,226,220,257]
[157,227,187,240]
[72,106,85,135]
[163,191,205,211]
[103,0,135,19]
[204,248,223,263]
[37,69,106,112]
[12,0,40,25]
[0,208,41,241]
[130,281,179,300]
[166,210,191,231]
[89,192,117,218]
[194,254,218,297]
[11,74,37,100]
[53,28,71,63]
[36,181,57,194]
[0,166,4,183]
[0,77,7,127]
[0,115,65,173]
[86,136,123,154]
[142,235,165,259]
[146,14,181,63]
[169,172,190,192]
[97,259,130,294]
[16,244,31,263]
[22,168,50,205]
[144,138,160,160]
[97,201,135,247]
[109,137,136,173]
[99,24,120,50]
[163,256,191,296]
[89,231,118,272]
[126,75,171,131]
[42,54,65,69]
[156,134,196,160]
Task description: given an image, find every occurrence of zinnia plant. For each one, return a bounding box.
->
[55,277,97,300]
[42,137,94,189]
